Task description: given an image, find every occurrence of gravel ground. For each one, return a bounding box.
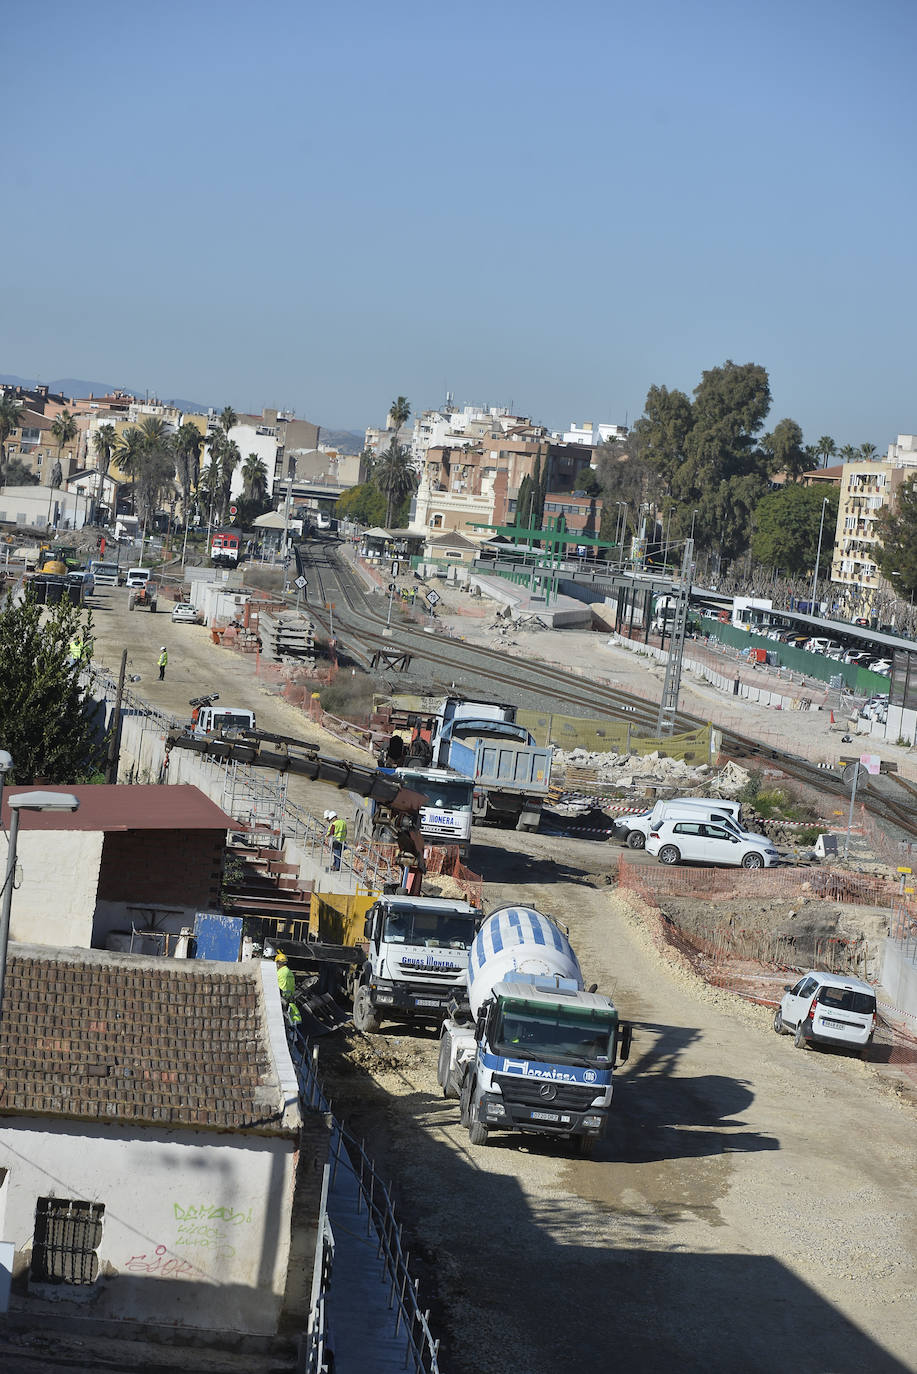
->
[82,568,917,1374]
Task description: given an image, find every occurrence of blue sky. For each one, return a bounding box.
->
[4,0,915,447]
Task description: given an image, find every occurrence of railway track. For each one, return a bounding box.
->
[295,541,917,842]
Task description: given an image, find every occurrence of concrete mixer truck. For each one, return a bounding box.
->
[437,905,632,1155]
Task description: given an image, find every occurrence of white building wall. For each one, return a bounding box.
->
[0,1120,295,1333]
[9,831,103,947]
[225,424,282,500]
[0,486,92,530]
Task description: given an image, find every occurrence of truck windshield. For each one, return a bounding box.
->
[492,1001,617,1066]
[400,775,474,812]
[383,908,477,950]
[214,713,253,732]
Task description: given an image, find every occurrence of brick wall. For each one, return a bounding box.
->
[96,830,224,908]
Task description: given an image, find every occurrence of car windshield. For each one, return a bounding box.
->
[400,774,474,812]
[492,1000,617,1066]
[818,986,876,1015]
[215,713,253,731]
[382,908,477,950]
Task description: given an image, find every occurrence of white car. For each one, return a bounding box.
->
[646,818,782,869]
[774,970,877,1053]
[869,659,892,676]
[171,602,203,625]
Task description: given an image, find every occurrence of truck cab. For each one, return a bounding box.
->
[393,766,475,855]
[192,706,257,736]
[353,896,484,1033]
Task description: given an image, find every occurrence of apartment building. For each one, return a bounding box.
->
[831,435,917,607]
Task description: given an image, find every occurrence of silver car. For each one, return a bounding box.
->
[171,602,202,625]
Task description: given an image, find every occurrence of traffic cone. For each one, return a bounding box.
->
[830,710,835,724]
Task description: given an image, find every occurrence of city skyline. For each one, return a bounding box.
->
[3,0,915,447]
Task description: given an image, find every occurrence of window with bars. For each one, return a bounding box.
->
[31,1197,104,1285]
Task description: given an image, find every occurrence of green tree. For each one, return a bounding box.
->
[815,435,837,468]
[388,395,411,436]
[335,481,387,526]
[838,444,858,463]
[765,418,812,481]
[859,442,878,461]
[876,474,917,598]
[241,451,268,502]
[0,589,104,783]
[4,457,39,486]
[174,422,204,525]
[751,484,839,575]
[91,423,117,516]
[114,425,146,513]
[219,406,238,437]
[376,442,417,527]
[50,408,78,472]
[218,439,241,522]
[0,391,23,481]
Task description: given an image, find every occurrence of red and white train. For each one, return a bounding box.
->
[210,529,241,566]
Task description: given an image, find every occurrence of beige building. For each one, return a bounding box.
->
[831,437,917,608]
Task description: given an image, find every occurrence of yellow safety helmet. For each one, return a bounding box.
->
[274,951,287,965]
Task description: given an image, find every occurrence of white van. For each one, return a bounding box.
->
[125,567,151,589]
[616,798,743,850]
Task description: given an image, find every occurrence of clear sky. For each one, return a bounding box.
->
[3,0,915,447]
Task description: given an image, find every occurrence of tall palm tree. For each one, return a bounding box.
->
[859,442,878,461]
[91,423,117,519]
[388,395,411,439]
[50,408,77,475]
[839,443,858,463]
[815,435,836,469]
[241,452,268,502]
[174,422,204,525]
[114,426,146,515]
[219,405,238,437]
[376,441,417,527]
[0,392,23,483]
[218,439,241,522]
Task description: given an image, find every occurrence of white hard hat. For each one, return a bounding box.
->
[328,810,337,819]
[160,645,166,650]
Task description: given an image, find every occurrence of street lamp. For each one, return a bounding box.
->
[0,788,80,1027]
[810,496,830,617]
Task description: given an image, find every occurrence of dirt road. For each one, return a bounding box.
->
[86,578,917,1374]
[322,828,917,1374]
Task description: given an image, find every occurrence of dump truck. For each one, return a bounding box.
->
[437,905,631,1155]
[430,697,552,832]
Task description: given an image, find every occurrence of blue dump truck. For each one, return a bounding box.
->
[430,697,552,833]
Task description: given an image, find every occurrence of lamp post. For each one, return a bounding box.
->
[0,788,80,1028]
[810,496,829,616]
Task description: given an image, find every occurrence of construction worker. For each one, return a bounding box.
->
[157,645,168,680]
[274,951,301,1025]
[68,632,93,666]
[325,810,347,871]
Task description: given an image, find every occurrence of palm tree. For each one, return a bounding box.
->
[839,444,858,463]
[174,422,204,525]
[815,435,836,469]
[376,441,417,527]
[50,408,77,476]
[218,440,241,522]
[219,406,238,437]
[388,396,411,439]
[91,423,117,518]
[859,442,878,461]
[114,426,147,514]
[241,452,268,502]
[0,392,23,483]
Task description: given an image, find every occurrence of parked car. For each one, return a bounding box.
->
[171,602,203,625]
[803,637,840,655]
[66,568,95,597]
[774,970,877,1053]
[646,819,782,869]
[824,645,846,661]
[869,659,892,676]
[616,798,746,850]
[843,650,873,665]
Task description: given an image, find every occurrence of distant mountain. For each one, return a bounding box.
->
[0,373,209,413]
[320,427,365,455]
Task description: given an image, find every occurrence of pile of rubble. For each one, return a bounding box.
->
[553,747,751,797]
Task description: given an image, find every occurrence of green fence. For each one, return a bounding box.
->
[517,712,713,762]
[705,621,888,696]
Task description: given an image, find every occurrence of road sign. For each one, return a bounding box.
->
[426,590,440,606]
[391,560,400,576]
[859,753,882,775]
[295,576,307,590]
[229,504,238,516]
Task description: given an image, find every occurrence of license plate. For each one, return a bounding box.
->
[530,1110,560,1122]
[415,998,442,1008]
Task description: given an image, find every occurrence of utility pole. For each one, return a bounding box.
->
[105,650,128,783]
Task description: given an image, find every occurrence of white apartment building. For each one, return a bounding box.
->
[831,435,917,608]
[557,421,628,447]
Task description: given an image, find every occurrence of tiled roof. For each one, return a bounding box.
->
[1,785,236,833]
[0,946,293,1135]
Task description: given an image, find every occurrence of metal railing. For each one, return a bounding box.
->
[291,1036,441,1374]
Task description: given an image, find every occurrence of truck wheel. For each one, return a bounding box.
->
[468,1119,489,1146]
[150,601,157,613]
[129,598,135,611]
[437,1035,461,1099]
[353,985,380,1034]
[626,830,646,849]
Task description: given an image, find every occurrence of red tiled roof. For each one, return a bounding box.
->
[1,785,235,832]
[0,946,291,1134]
